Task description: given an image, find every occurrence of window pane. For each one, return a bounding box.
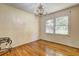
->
[45,20,54,33]
[56,16,68,26]
[55,16,69,35]
[55,26,68,34]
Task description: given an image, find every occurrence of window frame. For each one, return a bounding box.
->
[45,15,70,36]
[55,15,69,35]
[45,19,54,34]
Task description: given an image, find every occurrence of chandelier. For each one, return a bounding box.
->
[35,3,47,16]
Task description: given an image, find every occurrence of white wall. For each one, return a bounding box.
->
[0,4,39,47]
[39,5,79,48]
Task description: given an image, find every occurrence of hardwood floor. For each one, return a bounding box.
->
[1,39,79,56]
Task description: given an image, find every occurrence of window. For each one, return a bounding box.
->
[55,16,68,34]
[45,16,69,35]
[45,19,54,33]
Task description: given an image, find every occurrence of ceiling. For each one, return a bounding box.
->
[6,3,78,14]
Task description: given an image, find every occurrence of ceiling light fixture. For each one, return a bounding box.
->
[35,3,47,16]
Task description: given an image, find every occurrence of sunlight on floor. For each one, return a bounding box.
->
[45,48,64,56]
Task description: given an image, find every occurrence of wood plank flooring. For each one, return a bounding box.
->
[1,39,79,56]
